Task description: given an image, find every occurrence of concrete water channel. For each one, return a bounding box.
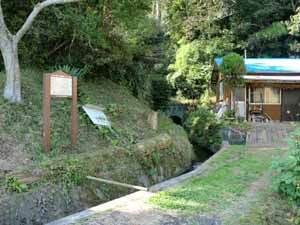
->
[47,122,292,225]
[46,149,224,225]
[0,123,287,225]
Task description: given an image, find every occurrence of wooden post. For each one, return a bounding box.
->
[42,71,78,152]
[70,76,78,147]
[43,74,51,152]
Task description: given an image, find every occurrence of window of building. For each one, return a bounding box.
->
[264,87,280,104]
[234,87,245,102]
[250,87,264,104]
[250,87,281,104]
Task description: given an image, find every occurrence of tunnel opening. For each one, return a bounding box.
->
[170,116,182,125]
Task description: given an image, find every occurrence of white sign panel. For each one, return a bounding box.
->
[51,75,72,97]
[82,104,111,127]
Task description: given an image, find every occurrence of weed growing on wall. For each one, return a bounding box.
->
[39,158,90,204]
[40,158,91,203]
[5,176,28,193]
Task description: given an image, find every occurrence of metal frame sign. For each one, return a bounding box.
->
[82,104,111,127]
[43,71,78,152]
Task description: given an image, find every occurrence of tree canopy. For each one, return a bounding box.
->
[219,53,246,87]
[1,0,300,103]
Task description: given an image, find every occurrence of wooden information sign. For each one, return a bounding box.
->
[50,75,72,97]
[43,71,78,152]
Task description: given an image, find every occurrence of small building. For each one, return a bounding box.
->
[213,58,300,121]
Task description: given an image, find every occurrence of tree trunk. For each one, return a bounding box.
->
[1,39,21,102]
[0,0,81,103]
[155,0,161,22]
[154,0,161,30]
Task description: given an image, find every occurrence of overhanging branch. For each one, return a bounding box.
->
[0,0,5,33]
[15,0,81,43]
[0,0,12,45]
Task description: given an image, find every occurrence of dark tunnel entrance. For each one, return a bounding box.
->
[170,116,183,126]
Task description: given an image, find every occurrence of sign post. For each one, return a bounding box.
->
[43,74,51,152]
[42,71,78,152]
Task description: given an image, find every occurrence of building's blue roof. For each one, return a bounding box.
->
[214,58,300,74]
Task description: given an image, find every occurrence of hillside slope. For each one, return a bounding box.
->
[0,68,191,163]
[0,68,194,225]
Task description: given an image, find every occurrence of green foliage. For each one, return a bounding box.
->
[184,107,222,153]
[219,53,246,87]
[139,149,162,177]
[53,65,89,78]
[2,0,300,107]
[165,0,300,59]
[5,176,28,193]
[0,0,157,97]
[164,0,229,42]
[289,7,300,36]
[249,22,288,43]
[163,0,300,106]
[198,89,214,107]
[230,0,297,56]
[288,7,300,54]
[165,0,235,100]
[150,77,172,110]
[106,104,123,118]
[45,158,88,188]
[0,68,165,159]
[167,41,212,99]
[60,1,156,72]
[223,109,236,119]
[272,130,300,206]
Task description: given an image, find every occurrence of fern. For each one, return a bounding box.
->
[53,64,89,78]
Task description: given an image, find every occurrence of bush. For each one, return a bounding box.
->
[167,41,212,99]
[219,53,246,87]
[198,89,216,108]
[272,130,300,206]
[184,107,222,154]
[223,109,235,119]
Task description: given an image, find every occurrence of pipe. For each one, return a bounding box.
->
[86,176,148,191]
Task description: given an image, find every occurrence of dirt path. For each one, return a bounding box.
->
[218,173,269,225]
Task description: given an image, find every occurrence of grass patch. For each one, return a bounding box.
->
[150,146,282,214]
[234,189,295,225]
[0,68,188,161]
[0,68,157,157]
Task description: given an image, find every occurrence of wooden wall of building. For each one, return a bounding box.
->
[262,105,281,121]
[215,76,300,121]
[224,85,232,103]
